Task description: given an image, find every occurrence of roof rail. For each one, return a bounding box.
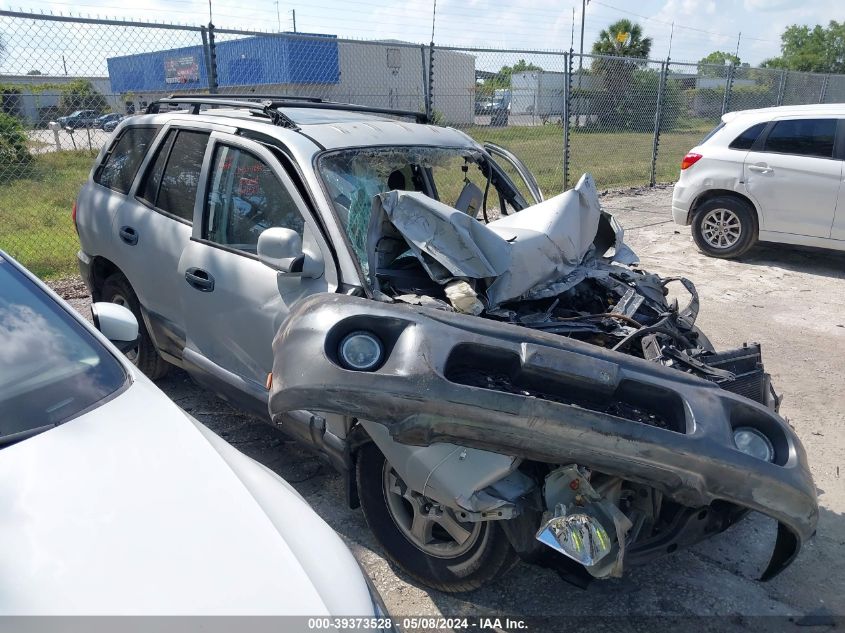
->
[145,95,430,125]
[167,93,325,103]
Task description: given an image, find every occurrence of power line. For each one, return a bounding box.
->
[589,0,779,43]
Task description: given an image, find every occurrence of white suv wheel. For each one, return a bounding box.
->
[700,208,742,249]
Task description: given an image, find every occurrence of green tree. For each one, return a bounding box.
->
[762,21,845,73]
[0,111,31,177]
[592,19,652,58]
[57,80,109,115]
[698,50,740,70]
[589,20,653,129]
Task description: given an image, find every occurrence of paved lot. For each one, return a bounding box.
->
[27,128,110,154]
[58,185,845,628]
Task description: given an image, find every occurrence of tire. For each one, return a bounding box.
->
[100,273,169,379]
[356,442,517,593]
[691,195,758,259]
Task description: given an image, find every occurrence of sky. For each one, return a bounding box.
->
[1,0,843,74]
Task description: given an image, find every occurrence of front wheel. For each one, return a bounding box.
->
[356,442,517,592]
[691,196,758,258]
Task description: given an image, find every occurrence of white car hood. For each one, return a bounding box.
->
[0,375,372,615]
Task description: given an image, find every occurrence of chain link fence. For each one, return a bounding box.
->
[1,9,844,278]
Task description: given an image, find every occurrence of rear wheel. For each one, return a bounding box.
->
[100,273,169,379]
[356,442,517,592]
[691,196,758,258]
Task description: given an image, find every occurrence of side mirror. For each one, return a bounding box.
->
[257,227,305,273]
[91,302,139,353]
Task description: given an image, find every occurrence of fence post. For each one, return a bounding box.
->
[427,42,435,122]
[563,49,573,191]
[721,63,735,115]
[819,74,830,103]
[776,69,787,106]
[649,60,669,188]
[206,23,219,94]
[420,45,430,121]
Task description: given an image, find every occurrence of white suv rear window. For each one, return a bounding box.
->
[95,126,159,194]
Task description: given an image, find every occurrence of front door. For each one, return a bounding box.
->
[178,134,336,416]
[743,117,842,238]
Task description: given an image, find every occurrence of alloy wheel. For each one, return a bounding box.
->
[701,208,742,249]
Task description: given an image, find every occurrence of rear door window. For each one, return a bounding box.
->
[761,119,836,158]
[138,129,209,223]
[94,126,159,194]
[729,122,767,150]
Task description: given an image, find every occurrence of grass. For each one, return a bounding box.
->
[0,124,710,279]
[463,122,712,196]
[0,151,94,278]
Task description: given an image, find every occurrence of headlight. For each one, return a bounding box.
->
[536,512,612,567]
[338,331,384,371]
[733,427,775,462]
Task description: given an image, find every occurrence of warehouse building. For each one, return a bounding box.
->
[106,34,475,124]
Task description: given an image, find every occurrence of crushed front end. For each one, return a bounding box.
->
[269,173,816,582]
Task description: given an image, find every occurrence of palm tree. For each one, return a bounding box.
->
[592,19,652,59]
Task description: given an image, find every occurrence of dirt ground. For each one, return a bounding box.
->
[56,185,844,628]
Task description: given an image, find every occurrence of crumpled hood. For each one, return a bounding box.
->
[0,375,372,615]
[368,173,638,307]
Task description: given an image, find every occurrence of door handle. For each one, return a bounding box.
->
[118,225,138,245]
[748,164,773,174]
[185,267,215,292]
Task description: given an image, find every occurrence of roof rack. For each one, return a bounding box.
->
[145,95,430,125]
[168,93,325,103]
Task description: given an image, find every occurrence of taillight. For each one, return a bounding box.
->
[681,152,703,170]
[72,200,78,232]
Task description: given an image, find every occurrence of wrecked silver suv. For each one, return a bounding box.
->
[271,148,816,591]
[76,97,816,594]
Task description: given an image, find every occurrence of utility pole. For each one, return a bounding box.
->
[578,0,588,70]
[274,0,281,31]
[291,9,297,32]
[667,21,674,59]
[62,54,68,76]
[577,0,589,127]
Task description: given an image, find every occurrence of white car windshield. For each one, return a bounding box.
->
[0,259,127,446]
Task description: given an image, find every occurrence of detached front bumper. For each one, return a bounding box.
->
[269,293,817,579]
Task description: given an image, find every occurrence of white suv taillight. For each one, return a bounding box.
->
[681,152,702,170]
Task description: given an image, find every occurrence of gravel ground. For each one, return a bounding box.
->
[51,185,845,628]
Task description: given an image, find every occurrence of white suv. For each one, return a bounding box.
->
[672,104,845,258]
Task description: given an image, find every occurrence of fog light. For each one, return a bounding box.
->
[733,427,775,462]
[338,331,383,371]
[536,512,612,566]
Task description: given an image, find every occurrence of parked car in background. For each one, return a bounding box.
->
[103,115,127,132]
[0,250,388,618]
[74,96,815,594]
[56,109,100,129]
[672,104,845,258]
[93,112,123,129]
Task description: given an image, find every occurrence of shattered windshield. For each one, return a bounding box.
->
[318,146,490,272]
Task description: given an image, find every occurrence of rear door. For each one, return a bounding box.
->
[177,133,336,415]
[743,117,841,238]
[113,124,211,359]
